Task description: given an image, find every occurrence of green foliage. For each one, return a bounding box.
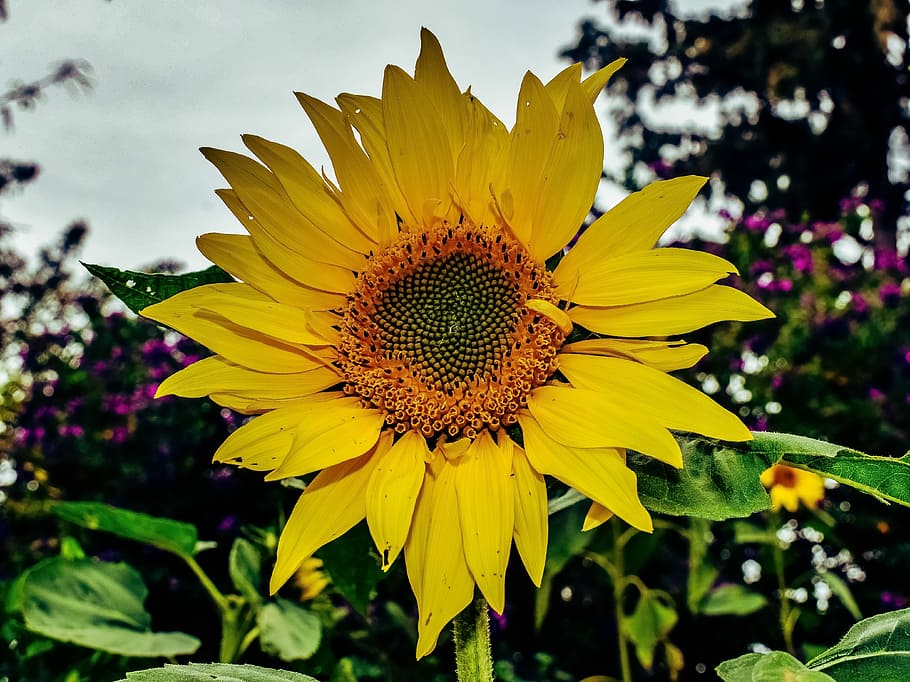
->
[698,585,767,617]
[83,262,233,315]
[806,607,910,677]
[117,663,319,681]
[624,590,678,670]
[229,537,264,607]
[53,501,200,559]
[316,522,384,618]
[717,652,834,681]
[17,557,200,657]
[257,598,322,662]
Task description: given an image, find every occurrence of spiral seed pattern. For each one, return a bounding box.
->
[338,221,566,439]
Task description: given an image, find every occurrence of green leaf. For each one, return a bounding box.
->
[700,584,768,616]
[717,652,835,681]
[732,520,777,545]
[752,432,910,508]
[83,262,233,315]
[21,558,200,657]
[258,597,322,661]
[632,437,775,520]
[806,607,910,677]
[318,522,383,617]
[634,432,910,521]
[624,590,678,670]
[818,572,862,621]
[229,538,263,606]
[53,501,199,559]
[117,663,319,681]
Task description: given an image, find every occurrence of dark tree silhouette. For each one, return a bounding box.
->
[563,0,910,248]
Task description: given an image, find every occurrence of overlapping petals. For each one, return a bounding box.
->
[143,28,772,659]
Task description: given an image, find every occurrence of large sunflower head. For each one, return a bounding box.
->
[143,29,773,658]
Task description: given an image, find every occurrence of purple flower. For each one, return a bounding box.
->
[743,214,771,232]
[868,388,885,402]
[873,249,908,274]
[784,244,814,274]
[879,282,902,307]
[851,292,869,314]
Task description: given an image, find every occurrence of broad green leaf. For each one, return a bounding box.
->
[806,607,910,677]
[751,432,910,507]
[717,652,835,681]
[22,558,200,657]
[318,522,383,617]
[624,590,678,670]
[229,538,263,606]
[700,584,768,616]
[117,663,319,681]
[631,437,775,520]
[84,262,233,315]
[53,501,199,559]
[258,597,322,661]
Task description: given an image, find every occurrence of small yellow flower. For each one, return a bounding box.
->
[294,557,330,601]
[143,29,772,657]
[761,464,825,512]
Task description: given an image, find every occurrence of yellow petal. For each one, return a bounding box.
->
[296,92,398,244]
[526,298,573,334]
[561,338,709,372]
[526,386,682,467]
[214,187,356,294]
[381,65,455,225]
[504,432,548,587]
[336,93,416,227]
[558,353,752,442]
[556,177,708,285]
[454,431,514,614]
[406,459,475,659]
[270,435,389,594]
[582,502,614,531]
[498,71,559,245]
[519,413,653,531]
[528,81,603,261]
[241,134,377,254]
[265,402,387,481]
[544,62,582,109]
[201,147,365,271]
[142,288,327,374]
[414,27,465,160]
[188,294,329,347]
[366,431,429,570]
[196,233,345,310]
[581,58,627,103]
[454,91,508,226]
[156,355,339,401]
[212,401,321,471]
[569,284,775,337]
[557,247,739,305]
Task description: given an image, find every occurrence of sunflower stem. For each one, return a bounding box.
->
[453,597,494,682]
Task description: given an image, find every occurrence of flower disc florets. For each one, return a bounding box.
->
[338,220,566,439]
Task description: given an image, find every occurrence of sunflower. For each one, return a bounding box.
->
[142,29,773,657]
[761,464,826,513]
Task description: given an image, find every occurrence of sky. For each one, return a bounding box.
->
[2,0,637,273]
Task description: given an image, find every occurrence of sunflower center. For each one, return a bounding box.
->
[338,221,566,439]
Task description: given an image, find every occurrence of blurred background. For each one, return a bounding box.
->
[2,1,909,680]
